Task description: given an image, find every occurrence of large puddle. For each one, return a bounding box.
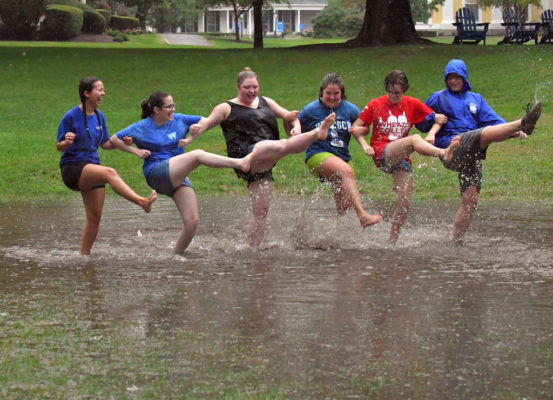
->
[1,195,552,398]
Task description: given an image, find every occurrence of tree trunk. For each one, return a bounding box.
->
[347,0,422,46]
[234,10,241,41]
[253,0,263,48]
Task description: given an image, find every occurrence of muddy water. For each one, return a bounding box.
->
[1,196,552,398]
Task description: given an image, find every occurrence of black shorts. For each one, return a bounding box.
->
[60,162,105,191]
[234,168,274,186]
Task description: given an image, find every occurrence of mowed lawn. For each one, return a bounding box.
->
[0,36,552,203]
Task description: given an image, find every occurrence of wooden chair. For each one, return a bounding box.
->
[540,9,553,43]
[500,8,539,44]
[452,7,489,45]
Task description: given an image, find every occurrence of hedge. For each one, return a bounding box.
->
[43,4,82,40]
[47,0,105,33]
[97,9,111,28]
[110,15,139,31]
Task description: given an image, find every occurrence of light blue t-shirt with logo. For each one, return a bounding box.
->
[116,113,202,179]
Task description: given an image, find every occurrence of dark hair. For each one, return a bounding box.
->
[79,76,101,106]
[384,70,409,93]
[141,91,170,119]
[319,72,347,101]
[237,67,258,86]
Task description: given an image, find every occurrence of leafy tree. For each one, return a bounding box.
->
[478,0,540,20]
[121,0,164,29]
[312,0,363,38]
[410,0,443,24]
[0,0,46,39]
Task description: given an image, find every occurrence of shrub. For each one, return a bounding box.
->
[43,4,83,40]
[110,15,139,31]
[83,9,105,33]
[0,0,46,39]
[312,0,363,38]
[97,9,111,27]
[47,0,105,33]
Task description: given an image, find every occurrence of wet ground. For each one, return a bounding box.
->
[1,195,552,398]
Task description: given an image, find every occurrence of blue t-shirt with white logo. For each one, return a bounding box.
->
[57,106,110,166]
[298,99,360,162]
[116,113,202,178]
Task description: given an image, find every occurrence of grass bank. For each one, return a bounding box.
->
[0,38,551,203]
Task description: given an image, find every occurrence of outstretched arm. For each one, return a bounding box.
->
[264,97,301,136]
[185,103,230,146]
[350,119,374,157]
[110,135,151,159]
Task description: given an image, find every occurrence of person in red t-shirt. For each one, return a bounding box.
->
[350,70,459,245]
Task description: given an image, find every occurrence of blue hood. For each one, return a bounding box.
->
[444,59,471,92]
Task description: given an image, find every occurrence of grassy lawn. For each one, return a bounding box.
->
[0,35,551,203]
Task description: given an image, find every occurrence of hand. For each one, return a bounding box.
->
[349,125,369,137]
[179,138,192,147]
[289,126,301,136]
[363,146,375,157]
[511,130,527,140]
[189,123,202,136]
[64,132,76,144]
[283,110,299,122]
[123,136,133,146]
[136,149,151,159]
[434,113,448,125]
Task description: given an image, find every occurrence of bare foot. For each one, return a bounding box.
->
[240,149,257,172]
[141,190,157,213]
[441,135,460,163]
[359,212,383,228]
[318,112,335,140]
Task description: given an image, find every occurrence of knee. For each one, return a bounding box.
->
[105,167,119,180]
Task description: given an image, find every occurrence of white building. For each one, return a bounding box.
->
[198,0,329,36]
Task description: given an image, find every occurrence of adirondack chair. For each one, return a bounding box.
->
[540,9,553,43]
[500,8,540,44]
[452,7,489,44]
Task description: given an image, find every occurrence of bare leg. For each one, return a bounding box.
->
[169,149,254,188]
[317,156,382,227]
[79,164,156,212]
[80,187,105,255]
[389,170,413,245]
[480,119,523,148]
[172,186,199,254]
[250,113,335,174]
[453,185,479,243]
[247,178,274,250]
[383,134,460,166]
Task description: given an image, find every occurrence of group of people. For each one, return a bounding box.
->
[57,59,542,255]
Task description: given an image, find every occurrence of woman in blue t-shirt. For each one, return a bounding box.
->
[56,76,157,255]
[111,91,255,254]
[296,73,381,228]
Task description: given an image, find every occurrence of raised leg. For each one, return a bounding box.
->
[79,164,156,212]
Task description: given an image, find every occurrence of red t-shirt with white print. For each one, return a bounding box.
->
[358,95,433,167]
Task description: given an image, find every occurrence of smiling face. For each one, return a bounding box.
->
[386,83,404,105]
[236,77,259,105]
[446,73,464,92]
[84,80,105,111]
[320,83,342,109]
[155,95,176,123]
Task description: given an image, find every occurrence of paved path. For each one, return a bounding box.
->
[160,33,213,46]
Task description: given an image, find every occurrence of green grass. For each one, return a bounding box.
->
[1,35,552,203]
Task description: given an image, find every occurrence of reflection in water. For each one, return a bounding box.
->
[0,196,552,398]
